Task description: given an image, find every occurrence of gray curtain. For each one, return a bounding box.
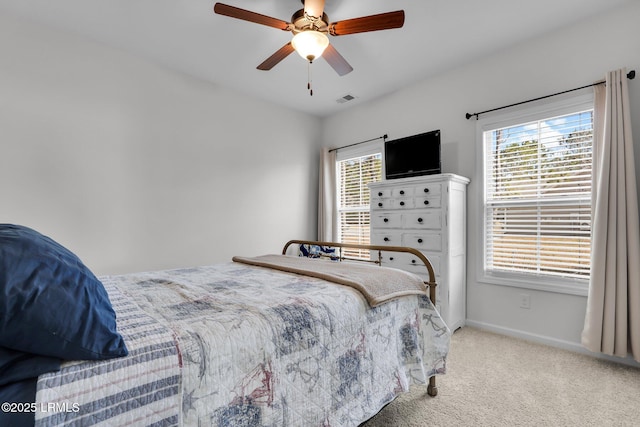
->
[582,68,640,362]
[318,147,337,241]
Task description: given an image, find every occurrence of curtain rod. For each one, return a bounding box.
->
[328,134,388,153]
[465,69,636,120]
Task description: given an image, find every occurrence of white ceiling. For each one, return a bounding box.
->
[0,0,632,117]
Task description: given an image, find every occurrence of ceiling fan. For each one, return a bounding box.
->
[213,0,405,80]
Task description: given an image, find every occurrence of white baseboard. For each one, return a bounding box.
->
[464,320,640,368]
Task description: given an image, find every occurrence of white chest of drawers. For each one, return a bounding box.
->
[369,174,470,331]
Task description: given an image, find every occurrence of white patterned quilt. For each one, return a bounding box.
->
[34,260,450,426]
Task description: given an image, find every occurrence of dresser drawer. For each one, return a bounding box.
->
[391,187,414,197]
[405,253,440,277]
[371,231,402,246]
[392,198,415,209]
[371,213,402,228]
[402,232,442,251]
[381,252,441,276]
[402,212,441,229]
[379,253,405,269]
[373,189,392,198]
[372,199,389,210]
[414,196,441,208]
[411,183,442,197]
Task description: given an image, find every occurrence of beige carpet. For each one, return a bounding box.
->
[363,327,640,427]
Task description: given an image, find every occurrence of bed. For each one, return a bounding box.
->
[0,225,450,427]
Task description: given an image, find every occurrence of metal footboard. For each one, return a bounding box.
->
[282,239,440,397]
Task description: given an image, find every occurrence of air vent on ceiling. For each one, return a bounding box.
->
[336,94,358,104]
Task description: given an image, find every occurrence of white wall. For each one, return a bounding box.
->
[322,1,640,359]
[0,13,321,275]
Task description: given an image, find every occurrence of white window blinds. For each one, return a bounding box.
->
[484,109,593,280]
[337,153,382,258]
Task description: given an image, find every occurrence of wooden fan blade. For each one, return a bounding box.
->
[329,10,405,36]
[257,42,296,70]
[323,44,353,76]
[303,0,325,20]
[214,3,290,31]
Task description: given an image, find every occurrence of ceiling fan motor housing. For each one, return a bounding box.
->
[291,9,329,35]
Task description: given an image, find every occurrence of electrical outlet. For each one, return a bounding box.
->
[520,294,531,309]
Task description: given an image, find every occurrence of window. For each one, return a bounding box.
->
[336,151,382,259]
[479,94,594,294]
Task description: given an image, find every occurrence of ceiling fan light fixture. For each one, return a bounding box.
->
[291,30,329,62]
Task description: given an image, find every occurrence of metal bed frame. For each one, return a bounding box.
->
[281,239,440,397]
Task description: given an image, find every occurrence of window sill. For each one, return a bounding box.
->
[478,270,589,297]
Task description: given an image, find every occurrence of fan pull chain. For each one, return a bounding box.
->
[307,61,313,96]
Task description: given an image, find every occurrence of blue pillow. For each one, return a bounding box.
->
[299,244,338,260]
[0,224,128,360]
[0,346,61,386]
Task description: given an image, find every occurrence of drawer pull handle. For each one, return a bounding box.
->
[418,238,423,243]
[400,201,405,206]
[411,259,416,264]
[378,202,383,207]
[384,218,389,223]
[400,190,405,195]
[424,200,430,205]
[384,237,389,242]
[417,218,423,223]
[424,188,429,193]
[378,192,383,197]
[389,257,394,261]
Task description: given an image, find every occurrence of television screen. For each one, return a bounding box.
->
[384,130,441,179]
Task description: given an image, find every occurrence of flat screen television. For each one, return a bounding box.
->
[384,130,441,179]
